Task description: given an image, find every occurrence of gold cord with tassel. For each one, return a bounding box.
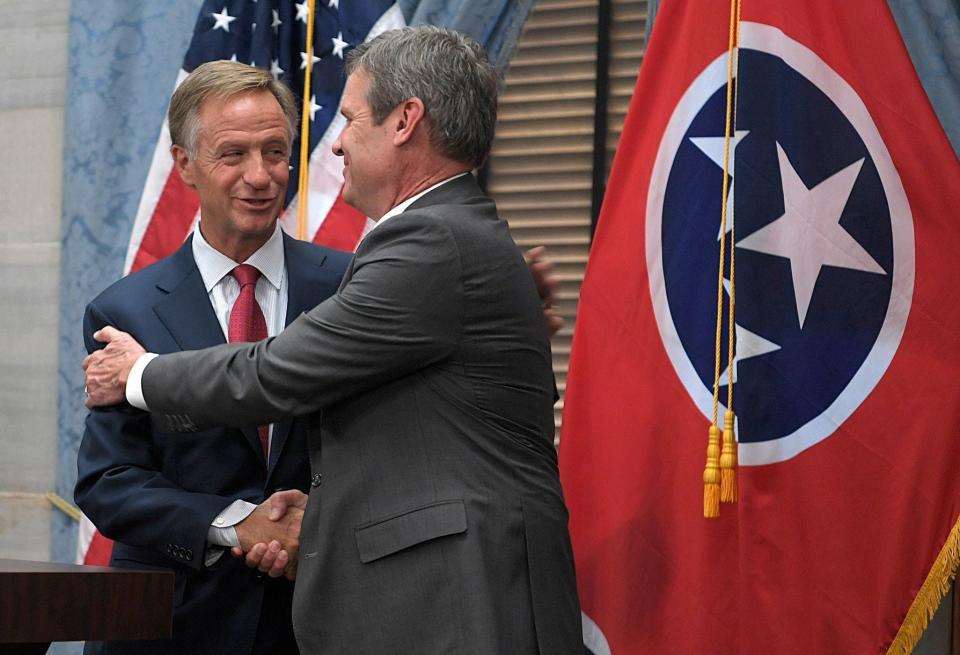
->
[720,2,742,506]
[704,425,722,518]
[704,0,741,517]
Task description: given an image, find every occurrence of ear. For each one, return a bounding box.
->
[392,97,426,147]
[171,144,197,189]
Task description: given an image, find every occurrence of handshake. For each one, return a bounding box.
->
[231,489,307,581]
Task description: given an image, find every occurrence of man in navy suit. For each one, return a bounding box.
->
[75,61,350,655]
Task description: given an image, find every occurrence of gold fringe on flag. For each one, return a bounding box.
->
[887,516,960,654]
[297,0,318,241]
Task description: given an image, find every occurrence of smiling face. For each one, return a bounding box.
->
[172,90,291,261]
[332,70,397,220]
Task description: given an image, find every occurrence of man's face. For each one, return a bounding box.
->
[173,90,290,258]
[333,70,395,219]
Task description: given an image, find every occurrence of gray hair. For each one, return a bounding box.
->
[168,60,299,156]
[346,26,500,169]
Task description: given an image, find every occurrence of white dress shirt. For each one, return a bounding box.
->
[131,221,289,557]
[363,172,468,238]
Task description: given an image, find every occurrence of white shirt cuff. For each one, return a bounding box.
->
[207,499,258,548]
[126,353,158,410]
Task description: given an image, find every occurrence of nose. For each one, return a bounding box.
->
[332,133,344,157]
[243,153,270,188]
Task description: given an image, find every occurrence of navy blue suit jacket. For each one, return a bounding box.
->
[75,233,351,655]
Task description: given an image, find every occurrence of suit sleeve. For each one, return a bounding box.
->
[142,214,463,430]
[75,301,245,571]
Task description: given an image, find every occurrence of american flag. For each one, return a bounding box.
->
[126,0,402,275]
[78,0,403,567]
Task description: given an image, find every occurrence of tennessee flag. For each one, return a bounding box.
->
[560,1,960,653]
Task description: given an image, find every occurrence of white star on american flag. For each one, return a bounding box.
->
[332,32,348,59]
[309,95,323,121]
[300,51,321,70]
[295,2,310,24]
[211,7,237,32]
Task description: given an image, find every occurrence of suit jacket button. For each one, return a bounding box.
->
[311,473,322,487]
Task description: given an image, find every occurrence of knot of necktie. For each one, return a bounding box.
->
[231,263,261,288]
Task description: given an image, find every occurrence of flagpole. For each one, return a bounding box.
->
[297,0,318,241]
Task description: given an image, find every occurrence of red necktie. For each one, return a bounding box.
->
[228,264,270,460]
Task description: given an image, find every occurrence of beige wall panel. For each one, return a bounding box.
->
[0,108,64,244]
[0,0,70,110]
[0,0,69,568]
[0,492,52,560]
[0,242,60,492]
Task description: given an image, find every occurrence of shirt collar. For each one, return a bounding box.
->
[192,220,285,292]
[368,172,469,235]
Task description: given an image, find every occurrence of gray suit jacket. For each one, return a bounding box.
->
[141,174,582,654]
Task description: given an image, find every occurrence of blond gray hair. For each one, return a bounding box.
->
[168,60,299,156]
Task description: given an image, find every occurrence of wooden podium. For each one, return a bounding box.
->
[0,559,173,654]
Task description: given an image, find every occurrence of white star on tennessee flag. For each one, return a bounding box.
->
[718,278,782,385]
[738,143,885,328]
[690,130,750,238]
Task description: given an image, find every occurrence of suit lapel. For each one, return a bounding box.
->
[265,235,331,472]
[152,237,268,465]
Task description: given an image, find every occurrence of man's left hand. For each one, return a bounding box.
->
[83,326,146,408]
[525,246,563,337]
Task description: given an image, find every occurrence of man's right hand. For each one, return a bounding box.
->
[232,490,308,580]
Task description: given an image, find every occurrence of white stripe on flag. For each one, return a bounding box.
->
[124,69,191,274]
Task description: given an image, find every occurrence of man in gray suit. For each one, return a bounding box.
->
[84,25,582,654]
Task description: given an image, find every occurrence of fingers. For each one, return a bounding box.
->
[524,245,546,264]
[243,542,267,568]
[93,326,123,344]
[266,545,289,578]
[237,541,297,579]
[544,306,564,337]
[525,246,559,304]
[267,489,309,520]
[243,541,289,577]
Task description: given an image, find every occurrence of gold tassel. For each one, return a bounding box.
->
[703,424,721,518]
[720,410,737,503]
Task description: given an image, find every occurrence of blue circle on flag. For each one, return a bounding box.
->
[661,48,894,444]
